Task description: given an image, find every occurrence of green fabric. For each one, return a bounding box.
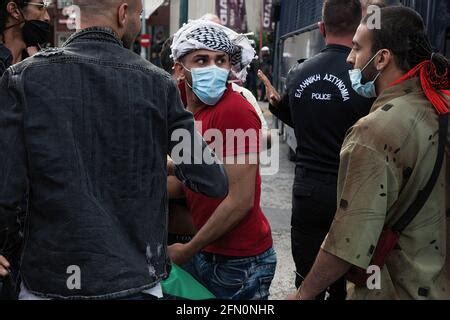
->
[161,264,215,300]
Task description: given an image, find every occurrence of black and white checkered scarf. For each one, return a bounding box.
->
[171,20,254,80]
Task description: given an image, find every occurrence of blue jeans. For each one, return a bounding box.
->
[183,247,277,300]
[118,293,158,300]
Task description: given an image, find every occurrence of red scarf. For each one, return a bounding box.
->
[390,60,449,115]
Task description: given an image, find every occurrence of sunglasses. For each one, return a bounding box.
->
[24,1,52,10]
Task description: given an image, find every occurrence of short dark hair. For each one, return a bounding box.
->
[361,0,388,8]
[160,36,174,74]
[362,6,448,74]
[0,0,26,34]
[72,0,130,17]
[362,0,400,8]
[322,0,362,36]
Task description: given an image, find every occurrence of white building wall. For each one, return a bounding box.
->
[188,0,216,20]
[170,0,263,35]
[170,0,216,34]
[170,0,181,35]
[245,0,263,34]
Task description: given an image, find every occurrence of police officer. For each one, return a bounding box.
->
[259,0,373,300]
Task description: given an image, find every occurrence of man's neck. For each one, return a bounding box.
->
[1,28,26,64]
[185,83,206,114]
[187,99,205,115]
[376,67,406,96]
[325,35,353,49]
[80,20,121,39]
[187,104,205,115]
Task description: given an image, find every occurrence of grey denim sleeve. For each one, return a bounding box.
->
[166,80,229,199]
[0,70,26,258]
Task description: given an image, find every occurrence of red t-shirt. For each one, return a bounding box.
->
[184,86,273,257]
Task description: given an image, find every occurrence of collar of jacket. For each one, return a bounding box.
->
[322,44,351,54]
[370,77,422,113]
[63,27,123,48]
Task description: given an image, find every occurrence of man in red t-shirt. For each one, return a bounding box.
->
[167,20,276,300]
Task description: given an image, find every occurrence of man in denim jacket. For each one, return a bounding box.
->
[0,0,228,300]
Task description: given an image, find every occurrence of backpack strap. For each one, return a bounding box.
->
[393,114,448,232]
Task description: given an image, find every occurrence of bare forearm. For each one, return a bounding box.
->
[297,249,351,300]
[188,195,250,253]
[167,176,185,199]
[269,95,293,127]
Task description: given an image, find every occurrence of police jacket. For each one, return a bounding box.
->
[270,44,373,174]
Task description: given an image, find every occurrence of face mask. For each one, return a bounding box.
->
[183,65,230,106]
[22,20,51,48]
[349,51,382,98]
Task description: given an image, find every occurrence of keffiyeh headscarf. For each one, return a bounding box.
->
[171,19,256,81]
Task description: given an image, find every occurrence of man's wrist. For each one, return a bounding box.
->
[295,287,303,300]
[185,239,202,257]
[269,100,280,108]
[296,281,316,300]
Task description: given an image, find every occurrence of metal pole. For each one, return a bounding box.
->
[140,0,147,59]
[179,0,188,28]
[260,3,263,51]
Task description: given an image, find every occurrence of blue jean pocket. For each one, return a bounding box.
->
[212,264,248,289]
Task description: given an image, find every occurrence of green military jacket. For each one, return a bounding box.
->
[322,78,450,300]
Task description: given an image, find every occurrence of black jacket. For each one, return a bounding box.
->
[0,27,228,299]
[270,44,374,174]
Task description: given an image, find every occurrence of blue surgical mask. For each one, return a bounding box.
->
[349,51,382,98]
[183,65,230,106]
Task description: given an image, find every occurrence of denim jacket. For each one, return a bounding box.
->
[0,27,228,299]
[0,44,12,76]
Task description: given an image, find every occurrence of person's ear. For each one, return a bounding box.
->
[117,2,129,28]
[318,22,326,38]
[173,62,186,82]
[376,49,392,71]
[7,2,22,21]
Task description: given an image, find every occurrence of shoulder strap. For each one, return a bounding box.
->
[393,114,448,232]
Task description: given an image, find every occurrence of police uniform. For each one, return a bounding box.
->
[270,44,373,299]
[322,78,450,299]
